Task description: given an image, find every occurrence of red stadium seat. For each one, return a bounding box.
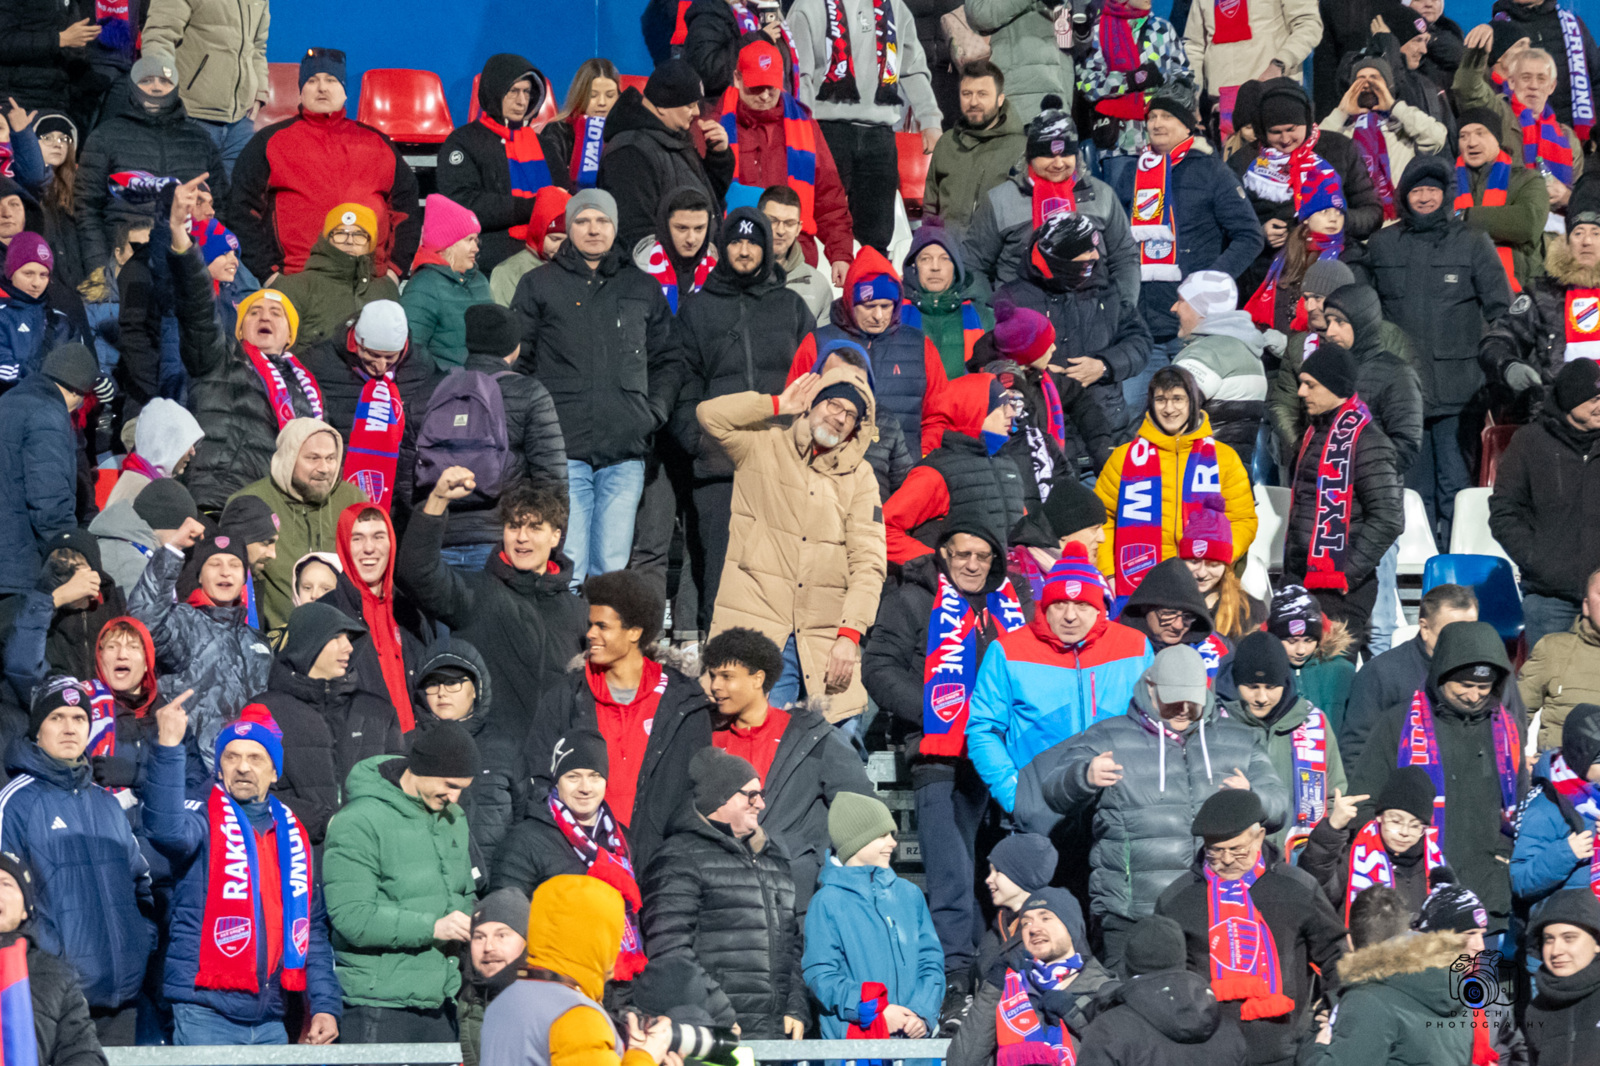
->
[1479,420,1520,487]
[357,68,455,144]
[897,130,930,218]
[619,74,650,95]
[254,62,303,129]
[468,73,481,123]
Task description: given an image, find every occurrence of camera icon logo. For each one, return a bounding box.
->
[1450,951,1509,1008]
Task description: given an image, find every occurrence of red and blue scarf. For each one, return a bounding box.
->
[1494,68,1576,186]
[1454,150,1520,292]
[478,113,552,241]
[1559,9,1595,141]
[817,0,900,106]
[1343,815,1445,920]
[1398,689,1521,840]
[719,88,819,236]
[1284,707,1329,854]
[567,114,606,190]
[1131,137,1194,282]
[900,299,984,363]
[343,368,405,511]
[1112,431,1221,596]
[1245,230,1343,329]
[1205,856,1294,1020]
[996,964,1080,1066]
[1196,632,1230,682]
[1546,752,1600,902]
[643,240,715,313]
[549,792,647,980]
[921,572,1026,757]
[196,785,311,993]
[1290,392,1369,592]
[1040,372,1066,451]
[1349,112,1397,222]
[1098,0,1147,72]
[1566,290,1600,359]
[848,981,889,1056]
[243,342,322,430]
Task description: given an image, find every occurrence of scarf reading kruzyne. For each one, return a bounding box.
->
[921,572,1027,757]
[1205,856,1294,1020]
[817,0,900,106]
[549,793,647,980]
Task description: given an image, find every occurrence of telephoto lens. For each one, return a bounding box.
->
[667,1024,742,1066]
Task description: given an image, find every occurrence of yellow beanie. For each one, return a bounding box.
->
[235,288,301,348]
[323,202,379,242]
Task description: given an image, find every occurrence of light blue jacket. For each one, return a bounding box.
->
[1511,750,1598,906]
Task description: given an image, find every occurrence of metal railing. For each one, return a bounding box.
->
[104,1039,954,1065]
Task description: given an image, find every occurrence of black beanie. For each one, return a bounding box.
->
[1266,584,1323,641]
[1376,766,1436,825]
[989,832,1059,892]
[280,601,367,676]
[812,380,866,421]
[190,529,250,574]
[41,343,98,395]
[1457,107,1503,143]
[1041,477,1107,541]
[1301,344,1359,399]
[1025,95,1077,160]
[1254,79,1313,136]
[1147,81,1199,132]
[645,58,703,109]
[464,303,521,361]
[406,719,482,779]
[1414,881,1487,934]
[1563,705,1600,780]
[1190,788,1265,840]
[1554,357,1600,413]
[133,478,199,531]
[28,675,88,741]
[1125,915,1187,975]
[690,746,758,815]
[1232,631,1292,688]
[42,528,102,576]
[472,887,530,939]
[632,955,716,1015]
[1531,888,1600,945]
[220,494,280,546]
[0,852,35,921]
[549,727,610,780]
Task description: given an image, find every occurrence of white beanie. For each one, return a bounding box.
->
[1177,270,1238,321]
[353,300,408,352]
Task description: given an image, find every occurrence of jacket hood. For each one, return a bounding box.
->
[1121,557,1215,642]
[1312,617,1356,661]
[792,364,877,475]
[300,233,378,287]
[1425,620,1512,701]
[414,639,492,723]
[4,736,91,789]
[478,54,544,125]
[1336,931,1471,1017]
[1323,284,1385,361]
[932,373,998,442]
[525,875,627,1001]
[87,499,157,548]
[817,855,903,897]
[1190,310,1273,354]
[834,247,904,326]
[269,418,345,501]
[335,500,396,616]
[344,753,462,821]
[953,99,1023,143]
[1396,155,1454,229]
[1548,237,1600,289]
[1114,969,1223,1043]
[132,397,205,474]
[94,615,158,716]
[902,218,970,295]
[652,185,716,276]
[705,206,777,291]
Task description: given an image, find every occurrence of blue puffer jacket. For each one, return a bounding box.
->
[1511,750,1599,907]
[801,859,945,1038]
[0,738,154,1009]
[0,372,79,595]
[142,743,343,1024]
[0,285,77,391]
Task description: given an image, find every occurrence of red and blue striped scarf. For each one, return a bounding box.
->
[478,113,552,240]
[719,88,819,236]
[996,966,1079,1065]
[1454,150,1520,292]
[921,572,1026,757]
[643,240,715,313]
[1040,371,1066,451]
[1399,689,1521,839]
[567,114,606,189]
[1350,112,1397,221]
[1205,856,1294,1020]
[900,299,984,362]
[1547,752,1600,902]
[1343,815,1445,920]
[1112,430,1220,596]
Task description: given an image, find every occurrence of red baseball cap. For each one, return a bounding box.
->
[737,40,784,90]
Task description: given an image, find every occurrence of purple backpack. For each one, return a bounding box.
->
[413,369,513,505]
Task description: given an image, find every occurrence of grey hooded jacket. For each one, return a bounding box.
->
[88,500,162,595]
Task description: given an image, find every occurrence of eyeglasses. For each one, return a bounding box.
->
[1204,843,1258,861]
[423,679,472,695]
[1153,609,1196,627]
[329,227,369,246]
[946,549,995,565]
[818,398,859,424]
[735,788,765,803]
[1380,812,1426,835]
[37,133,72,147]
[1000,390,1026,413]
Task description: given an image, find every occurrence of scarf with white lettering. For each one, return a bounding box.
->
[342,365,405,511]
[1131,137,1194,281]
[1343,815,1444,920]
[921,572,1026,756]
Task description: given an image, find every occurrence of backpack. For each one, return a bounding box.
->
[413,369,514,505]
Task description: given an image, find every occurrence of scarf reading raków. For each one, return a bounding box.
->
[1349,112,1397,221]
[1343,815,1445,920]
[243,342,323,429]
[1290,392,1368,593]
[1284,707,1329,854]
[1131,136,1194,281]
[549,792,647,980]
[643,240,715,313]
[343,372,405,511]
[1546,751,1600,902]
[1111,431,1221,596]
[568,114,606,189]
[996,965,1079,1066]
[197,786,311,992]
[478,112,552,240]
[1397,689,1521,840]
[1205,856,1294,1020]
[921,572,1027,756]
[817,0,900,106]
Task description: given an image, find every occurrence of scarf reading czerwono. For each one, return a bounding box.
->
[1343,815,1445,920]
[196,785,312,992]
[921,572,1027,756]
[244,342,323,429]
[1131,136,1195,281]
[1397,688,1521,840]
[995,958,1084,1066]
[1546,751,1600,903]
[1111,431,1221,596]
[817,0,900,106]
[1205,856,1294,1020]
[548,792,647,980]
[1289,392,1369,593]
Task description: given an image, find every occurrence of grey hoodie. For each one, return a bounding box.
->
[88,500,162,594]
[1173,311,1280,404]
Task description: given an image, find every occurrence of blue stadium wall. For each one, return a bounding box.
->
[266,0,1502,127]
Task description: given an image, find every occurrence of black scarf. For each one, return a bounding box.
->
[1535,956,1600,1009]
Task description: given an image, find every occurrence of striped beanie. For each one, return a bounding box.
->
[1040,542,1106,610]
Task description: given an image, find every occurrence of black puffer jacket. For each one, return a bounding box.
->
[641,811,806,1038]
[3,930,104,1066]
[510,236,684,469]
[1367,156,1511,419]
[437,55,548,274]
[1488,398,1600,603]
[972,348,1114,512]
[0,0,84,113]
[994,261,1153,438]
[257,656,405,844]
[672,208,816,479]
[598,87,735,249]
[166,244,323,510]
[902,374,1028,553]
[1321,283,1424,474]
[1479,238,1600,394]
[1075,966,1248,1066]
[74,83,227,267]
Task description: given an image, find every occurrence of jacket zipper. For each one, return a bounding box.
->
[233,0,246,118]
[187,54,210,92]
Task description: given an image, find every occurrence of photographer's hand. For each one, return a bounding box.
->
[627,1015,675,1064]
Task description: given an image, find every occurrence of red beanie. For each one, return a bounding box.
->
[992,300,1055,362]
[1177,497,1233,562]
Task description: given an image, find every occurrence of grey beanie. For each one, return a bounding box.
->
[1301,259,1356,298]
[567,188,618,229]
[690,746,758,815]
[472,887,530,939]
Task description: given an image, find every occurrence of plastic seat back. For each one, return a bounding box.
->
[1422,554,1523,642]
[896,131,930,216]
[357,68,455,144]
[255,62,303,129]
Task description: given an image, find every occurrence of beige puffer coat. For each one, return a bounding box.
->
[141,0,271,124]
[699,367,887,721]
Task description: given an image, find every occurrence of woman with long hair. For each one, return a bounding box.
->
[6,105,85,287]
[1244,161,1367,333]
[538,59,622,193]
[1177,497,1266,639]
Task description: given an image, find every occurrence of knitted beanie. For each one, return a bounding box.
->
[133,478,199,531]
[407,719,483,779]
[1267,584,1323,640]
[1301,343,1359,399]
[1232,631,1292,689]
[690,746,758,815]
[1176,270,1237,320]
[323,202,379,242]
[989,833,1058,893]
[1040,542,1107,611]
[1125,915,1187,975]
[828,791,897,861]
[1376,766,1437,825]
[5,232,52,278]
[1177,496,1233,561]
[422,194,481,253]
[992,301,1056,362]
[214,704,285,775]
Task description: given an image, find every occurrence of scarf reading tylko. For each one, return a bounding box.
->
[1343,815,1445,920]
[1244,229,1344,329]
[343,367,406,512]
[196,785,311,993]
[817,0,900,106]
[1030,170,1078,229]
[244,342,323,430]
[549,792,647,980]
[1559,9,1595,141]
[1283,707,1329,854]
[1098,0,1148,72]
[1112,431,1221,596]
[1289,392,1369,593]
[1397,689,1521,840]
[1210,0,1252,44]
[1131,136,1194,281]
[1205,856,1294,1020]
[1454,149,1520,292]
[996,963,1080,1066]
[567,114,607,189]
[643,240,715,313]
[1566,290,1600,360]
[921,572,1027,757]
[1349,112,1397,222]
[1547,751,1600,902]
[718,88,819,236]
[478,113,552,240]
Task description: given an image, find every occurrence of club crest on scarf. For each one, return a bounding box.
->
[922,573,1026,755]
[213,916,252,958]
[1568,293,1600,359]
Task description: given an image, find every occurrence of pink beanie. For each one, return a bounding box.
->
[1178,496,1233,562]
[992,300,1055,362]
[5,232,53,279]
[421,194,481,252]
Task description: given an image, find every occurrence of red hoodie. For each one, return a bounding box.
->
[335,502,414,731]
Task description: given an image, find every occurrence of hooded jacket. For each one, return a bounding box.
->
[901,223,996,379]
[321,755,475,1009]
[0,278,82,389]
[1368,156,1511,418]
[641,812,806,1037]
[1513,746,1600,905]
[1315,283,1424,473]
[883,373,1027,564]
[785,248,951,456]
[1302,931,1474,1066]
[1226,677,1348,851]
[1481,237,1600,393]
[1349,621,1528,929]
[104,397,205,509]
[949,941,1121,1066]
[400,252,495,369]
[438,55,550,274]
[227,420,369,632]
[0,370,78,595]
[801,860,945,1038]
[1075,966,1248,1066]
[1095,411,1257,579]
[631,185,718,302]
[1118,558,1234,675]
[598,87,735,250]
[699,365,887,722]
[1172,310,1278,467]
[0,738,154,1010]
[923,101,1028,234]
[1037,678,1289,919]
[266,236,403,347]
[673,208,818,479]
[1520,618,1600,750]
[1488,394,1600,604]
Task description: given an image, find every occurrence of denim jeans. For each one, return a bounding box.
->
[1406,415,1473,548]
[1369,541,1401,655]
[769,633,805,709]
[1523,592,1580,652]
[565,459,646,587]
[172,1003,287,1046]
[439,542,495,572]
[198,116,258,181]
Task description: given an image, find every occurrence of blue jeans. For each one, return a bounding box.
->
[1406,415,1473,548]
[565,459,646,587]
[1523,593,1580,652]
[198,116,258,181]
[439,542,495,572]
[171,1002,287,1046]
[769,633,805,709]
[1369,541,1401,655]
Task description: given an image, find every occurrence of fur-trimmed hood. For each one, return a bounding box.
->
[1338,930,1470,986]
[1548,237,1600,289]
[1315,617,1355,662]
